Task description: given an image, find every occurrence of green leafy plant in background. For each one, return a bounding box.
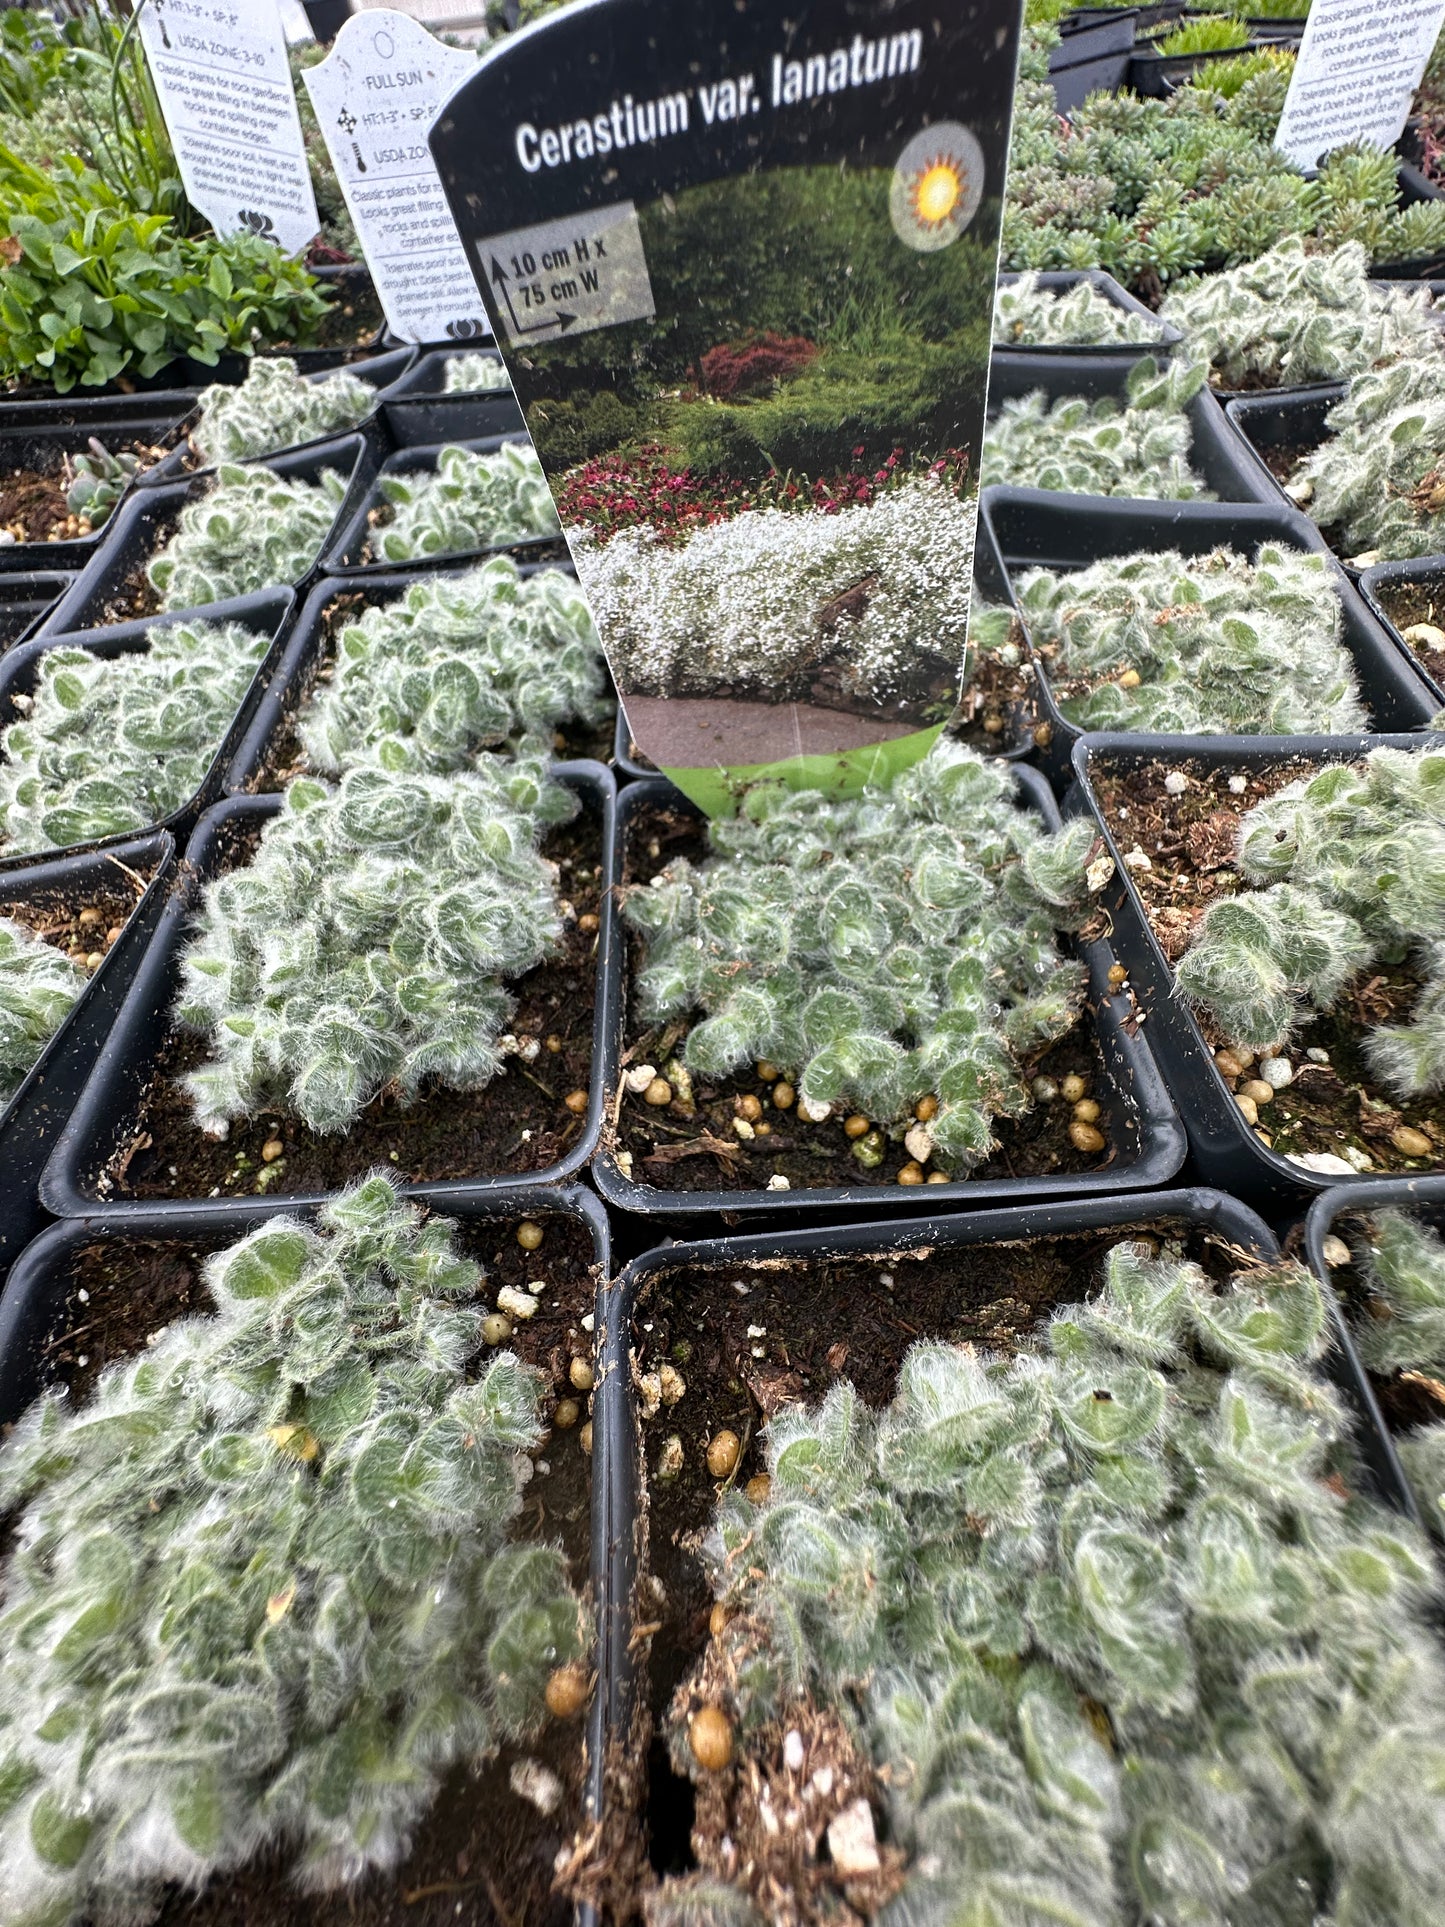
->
[0,915,86,1105]
[177,754,574,1136]
[1156,14,1251,54]
[980,357,1213,498]
[1175,746,1445,1095]
[0,1174,584,1925]
[622,741,1096,1172]
[1287,358,1445,562]
[1343,1208,1445,1533]
[0,617,270,855]
[300,559,608,777]
[1014,542,1367,734]
[657,1240,1445,1927]
[374,443,559,564]
[443,352,511,395]
[992,272,1164,348]
[148,464,349,613]
[191,358,375,465]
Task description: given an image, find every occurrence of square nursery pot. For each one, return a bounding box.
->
[40,761,618,1223]
[590,769,1186,1228]
[1224,386,1345,527]
[0,1182,612,1925]
[987,350,1279,505]
[0,829,175,1283]
[36,432,376,638]
[220,566,618,796]
[322,431,565,577]
[1066,730,1445,1211]
[979,487,1442,783]
[1047,47,1131,112]
[1125,43,1264,98]
[0,572,76,653]
[1358,553,1445,710]
[611,705,657,782]
[382,347,525,448]
[993,270,1182,363]
[0,586,295,869]
[132,345,417,491]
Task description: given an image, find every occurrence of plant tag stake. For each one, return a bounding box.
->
[1274,0,1445,172]
[137,0,320,256]
[301,11,488,344]
[431,0,1023,815]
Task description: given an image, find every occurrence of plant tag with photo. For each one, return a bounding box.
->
[137,0,319,256]
[432,0,1023,814]
[302,11,487,343]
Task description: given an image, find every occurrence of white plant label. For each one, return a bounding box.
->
[1274,0,1445,171]
[482,203,656,346]
[302,11,486,344]
[138,0,320,256]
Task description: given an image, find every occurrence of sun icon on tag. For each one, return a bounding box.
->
[890,124,985,252]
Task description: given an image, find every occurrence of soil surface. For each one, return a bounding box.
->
[612,803,1116,1194]
[308,282,387,352]
[1093,751,1445,1176]
[0,866,152,1032]
[1370,574,1445,695]
[0,438,166,545]
[100,815,602,1202]
[93,506,179,626]
[950,632,1038,755]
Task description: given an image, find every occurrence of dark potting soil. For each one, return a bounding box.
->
[1308,1206,1445,1443]
[1,865,152,984]
[1259,437,1319,487]
[949,633,1037,754]
[94,506,180,626]
[613,805,1113,1194]
[307,282,387,351]
[1093,752,1445,1176]
[1370,576,1445,692]
[0,437,167,545]
[102,815,602,1202]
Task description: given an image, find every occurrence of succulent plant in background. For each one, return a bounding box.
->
[190,358,376,466]
[658,1238,1445,1927]
[1014,542,1368,734]
[1287,358,1445,562]
[0,913,85,1104]
[1156,12,1251,53]
[374,442,559,564]
[980,357,1213,498]
[0,1175,584,1925]
[62,438,142,529]
[1343,1208,1445,1533]
[299,559,609,777]
[443,352,512,395]
[992,272,1163,348]
[622,741,1096,1172]
[148,464,349,612]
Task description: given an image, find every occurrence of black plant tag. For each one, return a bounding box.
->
[432,0,1023,813]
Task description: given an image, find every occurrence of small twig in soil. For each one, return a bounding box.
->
[513,1062,558,1101]
[402,1871,517,1923]
[643,1132,745,1167]
[101,853,148,895]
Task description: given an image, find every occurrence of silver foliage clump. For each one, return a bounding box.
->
[1014,542,1367,736]
[669,1241,1445,1927]
[980,358,1214,499]
[1289,357,1445,562]
[177,755,574,1137]
[575,476,975,706]
[299,559,609,777]
[443,353,512,394]
[1349,1208,1445,1533]
[0,916,86,1106]
[1159,238,1443,390]
[0,619,270,854]
[374,443,559,564]
[148,464,349,613]
[1175,746,1445,1096]
[622,741,1094,1171]
[993,272,1163,348]
[191,358,376,465]
[0,1175,583,1924]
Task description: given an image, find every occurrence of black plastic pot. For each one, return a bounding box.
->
[1066,730,1445,1211]
[611,705,656,782]
[321,431,564,577]
[41,760,618,1223]
[592,769,1186,1226]
[1125,42,1261,97]
[0,830,175,1284]
[993,271,1182,362]
[1223,386,1343,521]
[1358,553,1445,710]
[0,572,76,652]
[1055,7,1139,56]
[0,587,295,871]
[987,351,1279,504]
[1048,48,1131,111]
[37,433,375,639]
[980,487,1441,783]
[381,351,525,448]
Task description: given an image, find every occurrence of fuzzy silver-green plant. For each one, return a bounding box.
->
[621,741,1096,1172]
[147,464,349,613]
[1174,746,1445,1095]
[0,1174,584,1924]
[299,559,608,777]
[177,753,575,1137]
[1014,542,1367,735]
[980,358,1213,499]
[1288,356,1445,562]
[992,273,1164,349]
[374,443,558,564]
[0,619,269,854]
[1345,1208,1445,1533]
[1160,238,1443,389]
[442,352,511,395]
[190,358,375,465]
[658,1239,1445,1927]
[0,915,86,1105]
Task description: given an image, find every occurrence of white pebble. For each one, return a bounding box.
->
[1227,774,1247,794]
[904,1122,934,1163]
[1321,1235,1352,1268]
[623,1063,657,1093]
[783,1730,805,1773]
[76,1288,89,1303]
[1163,770,1188,795]
[828,1800,881,1877]
[812,1766,835,1797]
[1258,1057,1293,1090]
[1122,845,1152,871]
[581,1312,595,1333]
[1288,1151,1357,1176]
[1343,1145,1374,1171]
[766,1173,791,1191]
[1306,1047,1330,1064]
[797,1093,831,1122]
[510,1758,563,1816]
[1086,853,1115,893]
[76,1355,88,1368]
[496,1284,539,1320]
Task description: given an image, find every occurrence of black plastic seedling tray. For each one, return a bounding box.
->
[0,572,76,653]
[37,433,375,639]
[1358,553,1445,709]
[41,760,618,1222]
[993,270,1182,361]
[0,587,295,871]
[611,705,656,782]
[1048,47,1130,111]
[1224,384,1345,525]
[0,830,175,1283]
[1125,43,1260,97]
[980,488,1441,782]
[592,769,1186,1226]
[1067,730,1445,1210]
[987,350,1280,504]
[379,371,525,449]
